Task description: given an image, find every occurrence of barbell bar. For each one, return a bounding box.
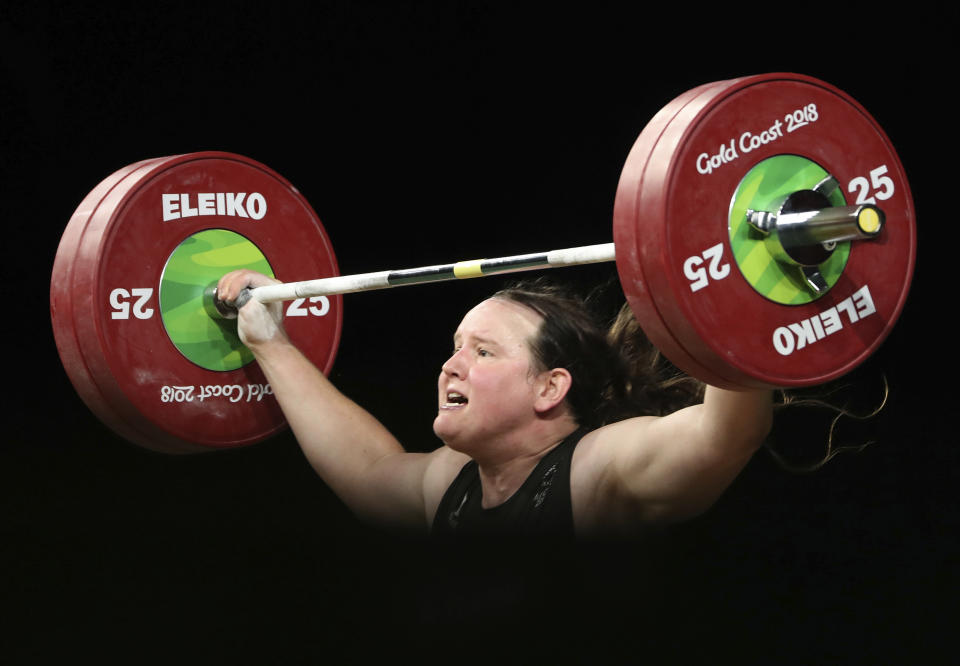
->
[213,243,619,317]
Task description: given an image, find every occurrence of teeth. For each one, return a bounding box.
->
[445,391,467,405]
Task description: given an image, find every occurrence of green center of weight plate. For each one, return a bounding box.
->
[729,155,849,305]
[160,229,275,371]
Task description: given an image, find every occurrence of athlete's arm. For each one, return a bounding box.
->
[571,386,772,531]
[217,270,467,529]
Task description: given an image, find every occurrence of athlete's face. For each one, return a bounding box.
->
[433,298,544,451]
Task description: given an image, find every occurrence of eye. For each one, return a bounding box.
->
[477,348,491,357]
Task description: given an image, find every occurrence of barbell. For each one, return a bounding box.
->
[50,73,916,454]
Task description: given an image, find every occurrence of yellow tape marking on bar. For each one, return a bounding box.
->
[453,259,486,279]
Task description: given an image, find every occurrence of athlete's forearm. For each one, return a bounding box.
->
[250,338,407,509]
[700,385,773,456]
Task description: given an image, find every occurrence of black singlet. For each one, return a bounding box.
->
[431,429,584,537]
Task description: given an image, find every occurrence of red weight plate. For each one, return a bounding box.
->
[56,152,342,452]
[629,74,915,388]
[615,77,753,389]
[50,157,193,451]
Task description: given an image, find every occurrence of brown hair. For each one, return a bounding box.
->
[493,279,703,429]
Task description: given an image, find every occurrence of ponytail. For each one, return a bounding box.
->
[606,302,705,419]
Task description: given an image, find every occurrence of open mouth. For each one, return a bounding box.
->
[442,391,468,409]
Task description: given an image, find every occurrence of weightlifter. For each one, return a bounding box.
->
[217,269,772,537]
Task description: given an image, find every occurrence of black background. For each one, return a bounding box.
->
[2,3,954,664]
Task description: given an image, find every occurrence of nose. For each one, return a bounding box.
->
[441,348,467,378]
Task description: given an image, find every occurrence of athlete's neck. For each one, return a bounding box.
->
[475,423,578,509]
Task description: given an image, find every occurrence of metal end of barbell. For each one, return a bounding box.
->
[203,285,253,320]
[203,285,236,320]
[777,203,886,252]
[854,204,884,237]
[747,198,888,295]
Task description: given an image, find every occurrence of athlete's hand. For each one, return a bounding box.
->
[216,270,288,350]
